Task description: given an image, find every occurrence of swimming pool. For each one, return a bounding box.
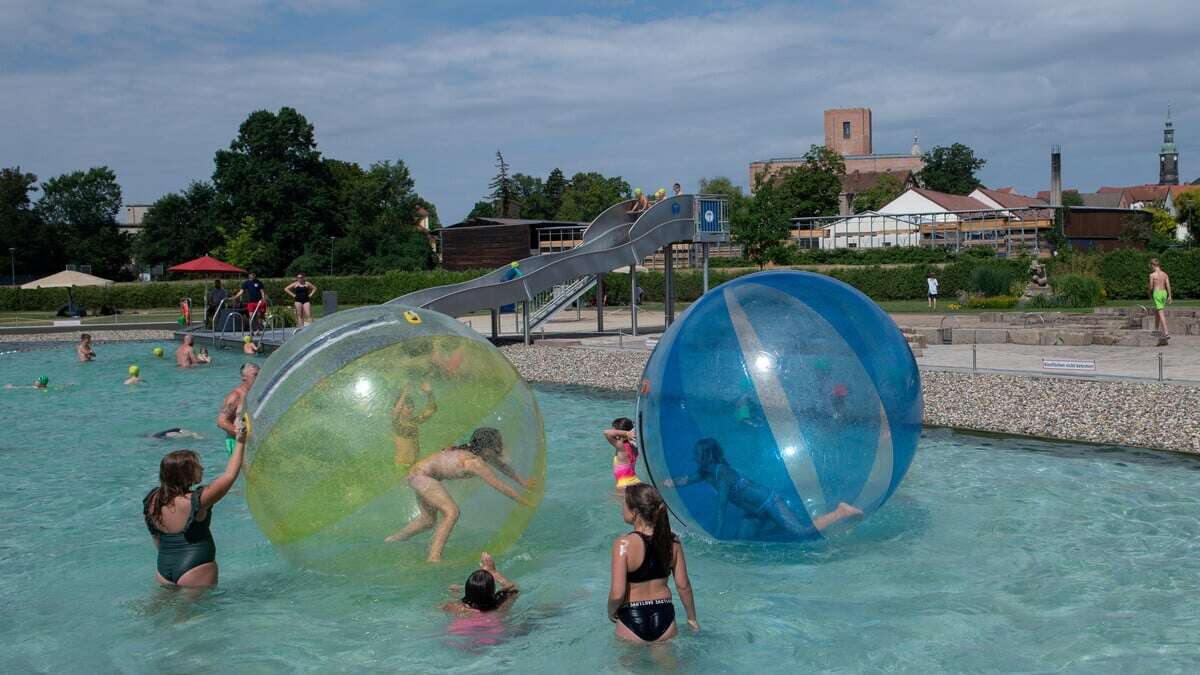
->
[2,340,1200,672]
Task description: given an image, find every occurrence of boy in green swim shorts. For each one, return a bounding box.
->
[1149,258,1172,338]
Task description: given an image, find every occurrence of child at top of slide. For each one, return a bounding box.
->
[603,417,641,492]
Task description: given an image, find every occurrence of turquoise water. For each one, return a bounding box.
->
[3,341,1200,672]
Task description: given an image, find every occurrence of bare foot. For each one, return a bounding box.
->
[384,532,405,543]
[835,502,864,522]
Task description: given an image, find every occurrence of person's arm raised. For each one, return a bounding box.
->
[608,537,629,622]
[672,541,699,631]
[603,428,632,451]
[201,423,247,509]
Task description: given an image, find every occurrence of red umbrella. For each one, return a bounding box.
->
[168,256,247,328]
[168,255,246,274]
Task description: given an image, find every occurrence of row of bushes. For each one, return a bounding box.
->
[1048,248,1200,300]
[0,269,489,312]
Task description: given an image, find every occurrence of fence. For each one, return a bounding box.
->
[792,206,1057,256]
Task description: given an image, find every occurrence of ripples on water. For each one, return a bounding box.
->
[2,342,1200,672]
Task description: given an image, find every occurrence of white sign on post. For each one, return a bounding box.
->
[1041,358,1096,372]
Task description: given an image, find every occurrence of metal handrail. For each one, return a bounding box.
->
[217,312,245,348]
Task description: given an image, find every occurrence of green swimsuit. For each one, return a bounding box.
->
[144,487,216,583]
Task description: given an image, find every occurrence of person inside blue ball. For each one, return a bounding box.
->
[662,438,862,539]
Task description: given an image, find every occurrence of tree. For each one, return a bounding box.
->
[1061,190,1084,207]
[734,170,792,269]
[318,159,432,275]
[1120,208,1175,252]
[133,182,224,270]
[467,201,497,219]
[556,172,631,222]
[512,173,547,219]
[543,168,567,219]
[775,145,845,218]
[1174,190,1200,240]
[215,216,270,270]
[0,167,61,279]
[917,143,986,195]
[487,151,518,218]
[212,107,335,274]
[37,166,131,279]
[851,173,905,213]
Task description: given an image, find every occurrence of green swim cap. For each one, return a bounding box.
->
[510,261,520,269]
[152,347,164,357]
[634,188,642,195]
[36,375,48,386]
[243,335,253,343]
[128,365,140,376]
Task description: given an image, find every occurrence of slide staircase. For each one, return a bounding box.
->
[390,194,711,329]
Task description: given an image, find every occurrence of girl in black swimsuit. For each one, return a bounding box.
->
[284,273,317,327]
[607,484,699,643]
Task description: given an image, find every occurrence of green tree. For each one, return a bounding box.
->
[487,151,518,218]
[556,172,631,222]
[1174,190,1200,239]
[0,167,62,279]
[734,170,792,269]
[1061,190,1084,207]
[851,173,905,213]
[467,201,497,219]
[215,216,269,270]
[212,107,335,274]
[512,173,547,219]
[133,182,224,270]
[543,168,567,219]
[917,143,986,195]
[317,159,432,275]
[36,166,131,279]
[775,145,845,218]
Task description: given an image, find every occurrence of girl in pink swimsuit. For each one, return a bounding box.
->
[385,427,534,562]
[603,417,641,492]
[443,552,519,649]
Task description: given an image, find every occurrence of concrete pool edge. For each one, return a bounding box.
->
[497,344,1200,456]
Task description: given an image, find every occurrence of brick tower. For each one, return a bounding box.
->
[824,108,872,156]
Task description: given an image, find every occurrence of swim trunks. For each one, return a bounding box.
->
[1153,289,1168,311]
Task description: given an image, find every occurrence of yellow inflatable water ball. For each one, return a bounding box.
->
[243,304,546,574]
[152,347,164,358]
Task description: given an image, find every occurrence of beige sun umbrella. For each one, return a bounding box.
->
[21,270,114,314]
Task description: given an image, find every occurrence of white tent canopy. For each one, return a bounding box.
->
[20,270,114,289]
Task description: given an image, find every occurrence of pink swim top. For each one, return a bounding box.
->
[448,609,505,647]
[613,441,640,486]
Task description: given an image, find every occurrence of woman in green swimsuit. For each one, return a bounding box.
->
[142,422,247,588]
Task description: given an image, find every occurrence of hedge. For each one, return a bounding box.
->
[0,269,489,312]
[1053,249,1200,300]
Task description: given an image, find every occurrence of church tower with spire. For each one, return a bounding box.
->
[1159,106,1179,185]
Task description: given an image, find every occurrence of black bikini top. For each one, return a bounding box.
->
[626,532,670,583]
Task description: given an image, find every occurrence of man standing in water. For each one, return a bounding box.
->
[217,362,260,456]
[77,333,95,362]
[1149,258,1173,338]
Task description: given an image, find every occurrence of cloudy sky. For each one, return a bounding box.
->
[1,0,1196,221]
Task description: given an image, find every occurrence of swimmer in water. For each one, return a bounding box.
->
[242,335,259,356]
[77,333,95,362]
[663,438,862,539]
[386,427,535,562]
[393,381,437,468]
[217,363,260,456]
[175,335,207,368]
[150,428,204,440]
[7,375,50,390]
[125,365,142,385]
[603,417,641,493]
[442,552,520,646]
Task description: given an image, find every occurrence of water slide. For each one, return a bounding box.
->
[389,194,705,327]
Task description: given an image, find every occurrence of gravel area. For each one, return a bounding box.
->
[0,329,174,343]
[501,344,1200,455]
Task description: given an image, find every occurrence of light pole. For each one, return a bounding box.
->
[328,237,335,276]
[8,247,14,287]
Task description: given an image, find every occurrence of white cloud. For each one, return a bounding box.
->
[1,1,1197,221]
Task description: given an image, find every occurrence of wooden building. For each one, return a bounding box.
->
[438,217,589,270]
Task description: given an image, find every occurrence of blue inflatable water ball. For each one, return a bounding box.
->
[638,271,922,542]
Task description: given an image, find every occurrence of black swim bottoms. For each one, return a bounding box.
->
[617,598,676,642]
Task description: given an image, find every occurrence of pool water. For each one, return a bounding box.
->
[3,341,1200,672]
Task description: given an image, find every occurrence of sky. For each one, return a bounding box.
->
[1,0,1197,222]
